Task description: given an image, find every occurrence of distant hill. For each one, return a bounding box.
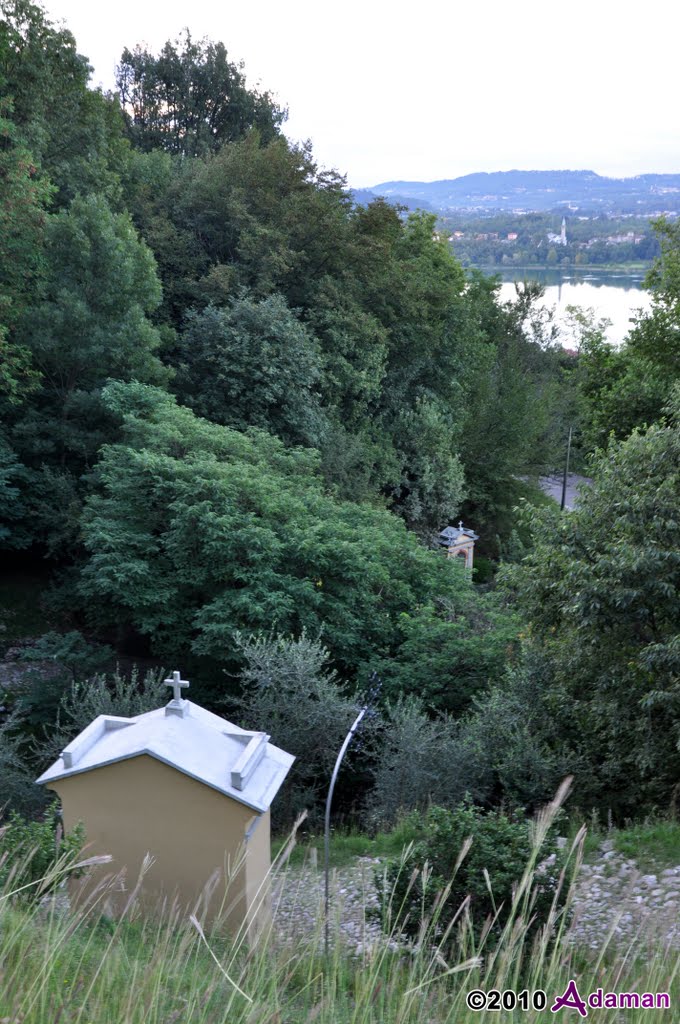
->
[351,188,433,212]
[360,170,680,215]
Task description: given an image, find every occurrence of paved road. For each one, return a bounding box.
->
[538,473,592,510]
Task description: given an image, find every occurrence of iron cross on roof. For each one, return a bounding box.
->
[165,670,189,704]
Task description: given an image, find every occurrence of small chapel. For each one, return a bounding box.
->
[36,672,294,935]
[438,521,479,569]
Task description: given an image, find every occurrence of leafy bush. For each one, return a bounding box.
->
[0,802,85,900]
[230,631,363,823]
[365,697,489,828]
[39,666,169,766]
[0,710,48,816]
[375,801,566,946]
[13,630,114,728]
[455,666,569,812]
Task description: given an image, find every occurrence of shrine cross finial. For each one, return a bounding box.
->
[165,670,189,704]
[458,520,464,531]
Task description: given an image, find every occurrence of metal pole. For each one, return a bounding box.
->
[561,426,573,511]
[324,706,367,957]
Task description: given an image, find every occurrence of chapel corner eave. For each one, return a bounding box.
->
[35,746,295,815]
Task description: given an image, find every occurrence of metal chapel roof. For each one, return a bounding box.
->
[36,675,294,814]
[438,521,479,546]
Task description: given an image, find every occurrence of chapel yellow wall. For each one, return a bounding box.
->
[48,754,269,933]
[446,540,474,568]
[244,808,271,937]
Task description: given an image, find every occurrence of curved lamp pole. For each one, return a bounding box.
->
[324,706,367,957]
[561,425,573,511]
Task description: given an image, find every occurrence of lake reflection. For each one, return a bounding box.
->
[494,269,652,346]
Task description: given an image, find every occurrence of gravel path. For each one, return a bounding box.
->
[272,856,384,954]
[569,840,680,950]
[271,843,680,954]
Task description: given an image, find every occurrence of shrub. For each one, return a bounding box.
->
[13,630,114,728]
[365,697,491,828]
[0,709,47,816]
[0,801,85,900]
[455,666,568,812]
[375,800,565,946]
[230,631,363,823]
[39,665,168,765]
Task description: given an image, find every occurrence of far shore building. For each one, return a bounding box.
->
[438,521,479,569]
[36,672,294,937]
[547,217,567,246]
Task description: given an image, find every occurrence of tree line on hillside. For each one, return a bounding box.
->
[0,0,678,828]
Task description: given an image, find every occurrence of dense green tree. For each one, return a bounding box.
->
[0,112,48,314]
[573,220,680,451]
[116,32,285,156]
[453,276,563,550]
[354,207,466,408]
[303,277,388,430]
[76,382,483,678]
[371,593,517,716]
[382,397,466,535]
[502,394,680,814]
[174,295,327,448]
[576,327,666,453]
[630,217,680,377]
[121,134,352,330]
[0,111,49,405]
[4,195,167,551]
[0,432,29,547]
[172,135,351,313]
[0,0,127,204]
[13,193,167,454]
[338,206,471,530]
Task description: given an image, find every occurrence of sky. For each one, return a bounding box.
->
[41,0,680,188]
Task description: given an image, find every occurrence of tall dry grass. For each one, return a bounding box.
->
[0,783,678,1023]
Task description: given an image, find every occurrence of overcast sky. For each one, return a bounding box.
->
[42,0,680,188]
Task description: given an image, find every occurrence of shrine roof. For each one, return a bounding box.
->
[36,690,294,814]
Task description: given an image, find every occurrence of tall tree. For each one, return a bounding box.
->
[0,0,127,205]
[0,109,50,404]
[453,275,565,549]
[5,195,168,552]
[502,392,680,815]
[174,294,327,448]
[116,32,286,156]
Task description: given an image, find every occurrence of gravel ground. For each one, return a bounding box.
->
[272,856,385,954]
[271,843,680,954]
[568,840,680,950]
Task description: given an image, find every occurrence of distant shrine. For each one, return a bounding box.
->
[438,521,479,569]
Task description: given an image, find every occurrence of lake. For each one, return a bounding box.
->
[494,268,652,346]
